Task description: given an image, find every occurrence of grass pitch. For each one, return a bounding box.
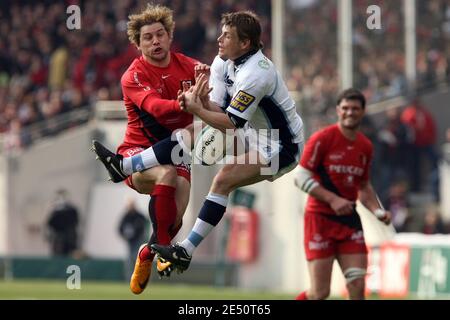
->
[0,279,294,300]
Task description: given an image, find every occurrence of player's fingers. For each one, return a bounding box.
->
[195,72,204,84]
[194,64,202,78]
[200,75,210,93]
[199,65,211,76]
[197,78,208,95]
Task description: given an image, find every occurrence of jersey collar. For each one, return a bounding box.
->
[234,49,258,67]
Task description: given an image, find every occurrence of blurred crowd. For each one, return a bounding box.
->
[370,97,449,233]
[0,0,270,151]
[285,0,450,119]
[1,0,449,150]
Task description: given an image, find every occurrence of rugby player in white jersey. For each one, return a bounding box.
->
[151,11,305,272]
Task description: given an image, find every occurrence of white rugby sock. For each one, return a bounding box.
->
[122,147,160,175]
[180,218,215,256]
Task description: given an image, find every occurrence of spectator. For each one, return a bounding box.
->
[385,180,411,232]
[118,198,149,279]
[400,97,439,198]
[422,204,447,234]
[377,107,412,197]
[46,189,79,256]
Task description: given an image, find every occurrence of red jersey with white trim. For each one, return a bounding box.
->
[118,52,198,152]
[300,124,373,215]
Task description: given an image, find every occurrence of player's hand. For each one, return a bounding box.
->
[184,91,203,115]
[375,209,392,225]
[181,81,191,93]
[193,73,212,103]
[330,196,355,215]
[177,89,186,111]
[194,63,211,79]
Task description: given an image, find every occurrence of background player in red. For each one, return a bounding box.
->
[294,88,391,300]
[92,4,202,294]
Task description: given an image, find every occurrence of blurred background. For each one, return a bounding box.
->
[0,0,450,299]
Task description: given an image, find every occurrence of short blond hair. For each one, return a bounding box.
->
[127,4,175,46]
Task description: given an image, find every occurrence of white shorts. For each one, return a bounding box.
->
[236,126,304,181]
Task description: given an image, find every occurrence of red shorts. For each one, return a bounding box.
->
[117,146,191,191]
[303,211,368,261]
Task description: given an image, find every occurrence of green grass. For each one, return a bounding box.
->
[0,279,294,300]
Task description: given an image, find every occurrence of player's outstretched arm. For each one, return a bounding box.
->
[184,89,235,132]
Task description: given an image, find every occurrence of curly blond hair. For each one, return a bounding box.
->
[127,4,175,46]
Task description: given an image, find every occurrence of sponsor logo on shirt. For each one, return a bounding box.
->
[328,164,364,176]
[329,152,344,161]
[134,72,151,91]
[345,175,355,186]
[307,141,321,168]
[180,79,193,91]
[258,59,270,70]
[230,90,255,112]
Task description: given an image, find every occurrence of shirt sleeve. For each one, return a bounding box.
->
[300,131,327,172]
[121,70,180,117]
[209,56,229,109]
[225,70,271,122]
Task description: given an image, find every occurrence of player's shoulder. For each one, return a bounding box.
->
[121,57,142,84]
[210,55,228,76]
[357,131,374,150]
[211,55,227,69]
[238,50,275,83]
[310,124,338,141]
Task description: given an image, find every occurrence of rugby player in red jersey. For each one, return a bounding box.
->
[294,88,391,300]
[91,4,205,294]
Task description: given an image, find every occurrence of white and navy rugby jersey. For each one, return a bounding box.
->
[208,50,303,145]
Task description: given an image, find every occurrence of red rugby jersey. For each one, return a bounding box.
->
[118,52,198,151]
[300,124,373,215]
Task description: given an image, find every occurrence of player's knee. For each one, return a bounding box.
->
[132,173,155,194]
[211,167,237,194]
[344,267,366,284]
[346,278,365,297]
[344,268,366,298]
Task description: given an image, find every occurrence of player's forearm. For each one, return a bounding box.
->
[309,185,340,206]
[358,183,382,212]
[294,166,338,205]
[201,98,223,113]
[142,96,180,117]
[195,108,235,132]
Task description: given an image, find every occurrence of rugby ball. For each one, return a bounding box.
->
[193,125,232,165]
